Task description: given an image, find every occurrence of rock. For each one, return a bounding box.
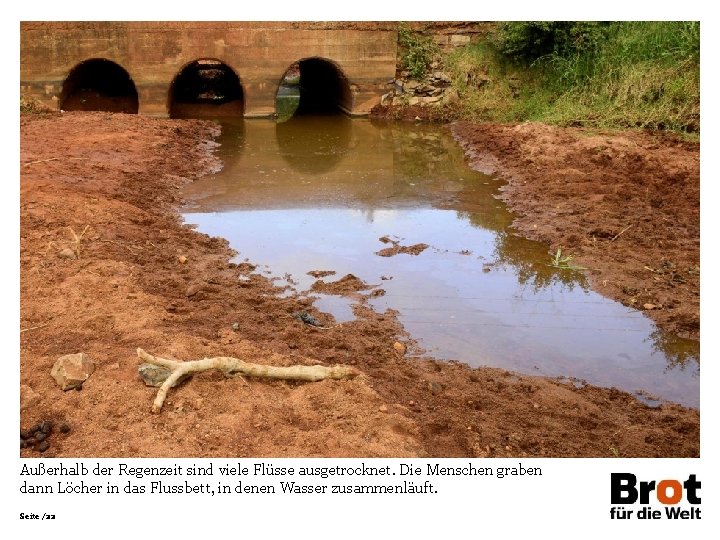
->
[432,71,452,83]
[50,353,95,391]
[643,303,656,310]
[185,283,204,297]
[380,92,393,106]
[441,88,460,105]
[405,80,420,91]
[379,405,388,413]
[138,362,191,388]
[20,384,40,411]
[450,35,471,45]
[231,322,240,331]
[407,97,421,106]
[415,84,436,95]
[393,342,406,356]
[429,87,444,97]
[178,255,188,264]
[420,96,443,105]
[58,248,76,259]
[392,96,405,106]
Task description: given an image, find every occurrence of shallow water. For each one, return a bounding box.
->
[182,116,699,407]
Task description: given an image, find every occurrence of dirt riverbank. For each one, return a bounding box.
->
[20,112,699,458]
[451,121,700,341]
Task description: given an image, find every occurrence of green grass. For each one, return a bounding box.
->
[548,248,586,271]
[444,22,699,133]
[275,95,300,123]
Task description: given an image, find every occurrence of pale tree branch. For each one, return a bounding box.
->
[136,348,360,413]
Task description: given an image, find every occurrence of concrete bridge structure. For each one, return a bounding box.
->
[20,22,398,118]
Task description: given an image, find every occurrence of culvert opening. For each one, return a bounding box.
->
[59,59,139,114]
[275,58,352,121]
[169,59,244,118]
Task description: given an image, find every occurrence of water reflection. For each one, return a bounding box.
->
[276,115,352,174]
[492,229,590,292]
[182,118,699,407]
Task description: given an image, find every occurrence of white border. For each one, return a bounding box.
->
[7,2,718,537]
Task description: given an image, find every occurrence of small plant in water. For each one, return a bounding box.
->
[548,247,586,271]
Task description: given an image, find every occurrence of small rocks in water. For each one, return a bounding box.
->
[58,248,76,259]
[51,353,95,391]
[393,342,406,356]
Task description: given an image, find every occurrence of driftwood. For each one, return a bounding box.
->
[136,348,359,413]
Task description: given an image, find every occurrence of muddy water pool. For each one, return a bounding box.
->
[182,117,699,407]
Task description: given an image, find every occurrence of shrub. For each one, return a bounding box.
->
[398,23,440,79]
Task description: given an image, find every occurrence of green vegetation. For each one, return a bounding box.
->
[275,95,300,123]
[398,23,440,79]
[444,22,699,132]
[548,248,586,271]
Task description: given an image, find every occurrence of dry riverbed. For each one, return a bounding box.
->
[20,112,699,458]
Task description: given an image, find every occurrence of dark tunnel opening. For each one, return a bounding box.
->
[275,58,352,121]
[169,59,244,118]
[59,59,139,114]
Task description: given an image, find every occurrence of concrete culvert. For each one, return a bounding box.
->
[59,59,139,113]
[276,57,352,121]
[169,59,244,118]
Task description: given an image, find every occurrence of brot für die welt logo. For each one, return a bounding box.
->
[610,473,701,520]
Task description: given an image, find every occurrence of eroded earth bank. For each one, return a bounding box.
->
[20,112,699,458]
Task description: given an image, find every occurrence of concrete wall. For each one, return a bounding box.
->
[20,22,398,117]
